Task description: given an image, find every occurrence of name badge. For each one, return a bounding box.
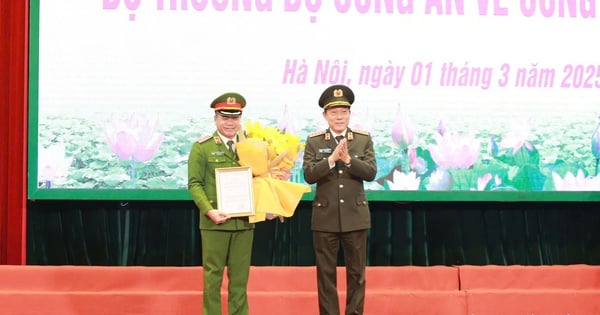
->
[319,148,332,154]
[211,151,225,156]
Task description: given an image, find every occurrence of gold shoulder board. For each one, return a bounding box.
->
[352,129,370,136]
[308,130,326,138]
[196,135,212,143]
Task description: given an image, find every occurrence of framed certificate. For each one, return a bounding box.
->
[215,166,255,217]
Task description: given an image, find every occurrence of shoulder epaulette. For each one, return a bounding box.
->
[196,135,212,143]
[352,129,370,136]
[308,130,326,138]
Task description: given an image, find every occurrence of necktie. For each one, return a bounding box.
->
[335,135,344,143]
[227,140,235,154]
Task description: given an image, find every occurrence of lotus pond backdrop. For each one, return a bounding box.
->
[29,1,600,201]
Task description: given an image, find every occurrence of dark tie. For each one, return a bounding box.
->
[335,135,344,143]
[227,140,235,154]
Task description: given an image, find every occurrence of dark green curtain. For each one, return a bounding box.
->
[27,200,600,266]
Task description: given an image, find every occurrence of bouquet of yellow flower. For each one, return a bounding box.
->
[236,121,311,223]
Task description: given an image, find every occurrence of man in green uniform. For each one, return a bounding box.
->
[188,92,254,315]
[302,85,377,315]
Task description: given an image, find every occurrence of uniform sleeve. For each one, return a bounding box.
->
[347,135,377,182]
[302,137,334,184]
[188,142,213,214]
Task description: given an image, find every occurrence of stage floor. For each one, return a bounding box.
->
[1,265,599,314]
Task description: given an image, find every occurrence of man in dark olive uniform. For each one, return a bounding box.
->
[188,92,254,315]
[302,84,377,315]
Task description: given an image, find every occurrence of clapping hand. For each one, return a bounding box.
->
[330,138,351,165]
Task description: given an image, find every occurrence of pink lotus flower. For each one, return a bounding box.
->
[387,170,421,190]
[408,148,427,175]
[278,104,297,135]
[391,104,416,149]
[105,113,164,163]
[38,143,73,187]
[429,132,480,169]
[437,119,447,136]
[499,116,534,154]
[552,170,600,191]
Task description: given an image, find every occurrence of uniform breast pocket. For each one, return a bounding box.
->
[207,155,231,166]
[316,153,332,162]
[349,151,366,160]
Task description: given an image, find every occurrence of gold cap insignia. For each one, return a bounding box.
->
[227,97,236,105]
[333,89,343,97]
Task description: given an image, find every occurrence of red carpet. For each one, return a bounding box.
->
[0,265,598,314]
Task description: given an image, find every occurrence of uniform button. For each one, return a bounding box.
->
[340,199,344,203]
[339,184,344,189]
[338,169,343,174]
[317,203,322,207]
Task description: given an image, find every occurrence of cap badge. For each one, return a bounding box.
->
[227,97,236,105]
[333,89,343,97]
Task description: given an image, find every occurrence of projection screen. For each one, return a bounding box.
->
[28,0,600,201]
